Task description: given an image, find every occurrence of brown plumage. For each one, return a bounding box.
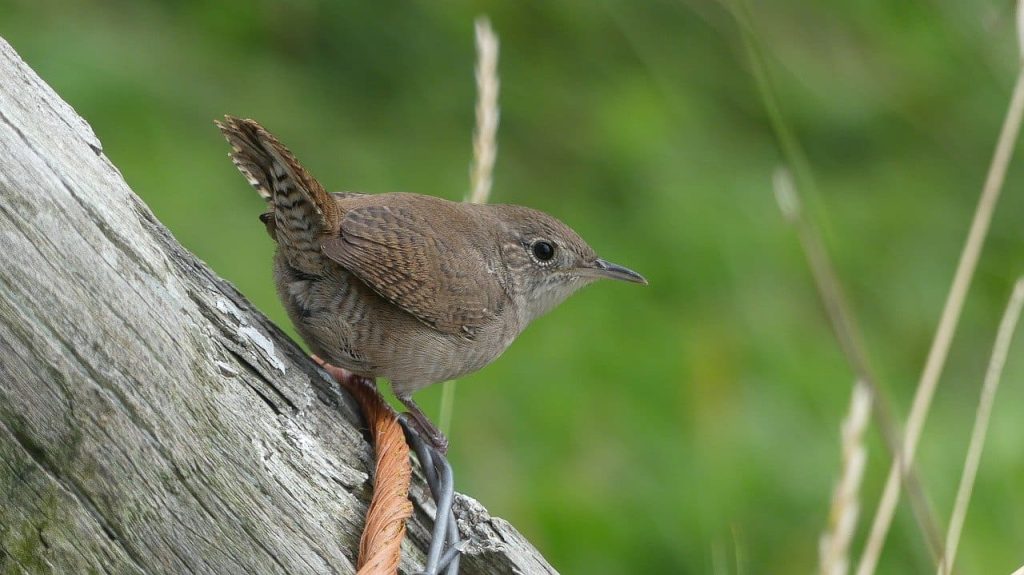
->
[216,116,646,451]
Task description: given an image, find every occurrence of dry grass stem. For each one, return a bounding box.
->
[771,169,871,374]
[937,279,1024,575]
[856,59,1024,575]
[468,16,500,206]
[439,16,501,435]
[438,378,457,436]
[820,380,872,575]
[774,168,945,561]
[1019,0,1024,57]
[731,524,746,575]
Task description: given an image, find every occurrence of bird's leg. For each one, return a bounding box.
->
[311,355,379,395]
[397,394,449,455]
[312,354,345,379]
[312,356,449,453]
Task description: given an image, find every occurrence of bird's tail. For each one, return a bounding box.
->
[216,116,339,275]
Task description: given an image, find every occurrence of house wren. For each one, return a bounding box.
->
[217,116,646,452]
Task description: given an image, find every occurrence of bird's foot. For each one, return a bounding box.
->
[412,420,449,456]
[397,396,450,455]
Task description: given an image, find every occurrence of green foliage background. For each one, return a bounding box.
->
[4,1,1024,573]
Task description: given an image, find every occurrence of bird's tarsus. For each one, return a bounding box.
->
[398,395,450,455]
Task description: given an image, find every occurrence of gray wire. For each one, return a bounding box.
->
[400,417,463,575]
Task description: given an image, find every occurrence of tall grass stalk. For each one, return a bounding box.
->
[468,17,500,206]
[937,279,1024,575]
[771,169,911,471]
[439,16,500,435]
[856,49,1024,575]
[748,4,944,555]
[819,380,872,575]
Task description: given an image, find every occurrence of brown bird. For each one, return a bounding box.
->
[216,116,646,452]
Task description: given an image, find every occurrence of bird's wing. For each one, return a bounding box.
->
[321,205,508,336]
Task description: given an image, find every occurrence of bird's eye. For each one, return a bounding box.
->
[531,240,555,262]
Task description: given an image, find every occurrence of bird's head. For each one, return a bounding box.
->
[489,204,647,325]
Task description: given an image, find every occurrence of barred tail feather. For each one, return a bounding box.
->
[216,116,276,201]
[216,116,339,275]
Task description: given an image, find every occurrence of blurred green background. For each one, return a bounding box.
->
[4,1,1024,573]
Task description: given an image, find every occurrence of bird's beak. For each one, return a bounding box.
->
[584,258,648,285]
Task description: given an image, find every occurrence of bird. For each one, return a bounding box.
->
[216,116,646,452]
